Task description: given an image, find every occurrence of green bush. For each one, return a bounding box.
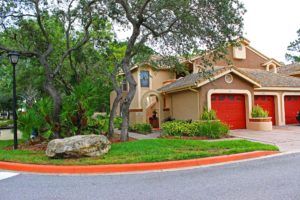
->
[252,105,269,118]
[88,115,123,134]
[18,98,53,139]
[160,120,190,136]
[0,120,13,128]
[129,123,152,134]
[200,108,217,120]
[161,120,229,139]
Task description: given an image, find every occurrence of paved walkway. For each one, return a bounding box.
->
[230,125,300,152]
[114,129,161,139]
[0,129,22,140]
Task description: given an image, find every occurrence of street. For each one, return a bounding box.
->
[1,153,300,200]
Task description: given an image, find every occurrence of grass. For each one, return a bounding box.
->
[0,139,278,165]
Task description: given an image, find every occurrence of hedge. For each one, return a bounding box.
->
[161,120,229,139]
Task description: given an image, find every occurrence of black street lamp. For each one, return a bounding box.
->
[8,52,20,150]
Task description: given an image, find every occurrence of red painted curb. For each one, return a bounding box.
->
[0,151,278,174]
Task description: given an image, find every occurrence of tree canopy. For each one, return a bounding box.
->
[286,29,300,63]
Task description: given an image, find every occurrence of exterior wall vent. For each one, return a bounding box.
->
[233,44,246,60]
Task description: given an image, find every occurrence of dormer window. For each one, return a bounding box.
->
[140,71,150,87]
[262,59,281,73]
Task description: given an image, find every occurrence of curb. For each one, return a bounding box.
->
[0,151,278,174]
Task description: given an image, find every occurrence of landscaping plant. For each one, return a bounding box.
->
[161,120,229,139]
[200,108,217,121]
[252,105,269,118]
[129,123,152,134]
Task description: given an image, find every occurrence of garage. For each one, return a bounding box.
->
[211,94,246,129]
[254,95,276,125]
[284,96,300,124]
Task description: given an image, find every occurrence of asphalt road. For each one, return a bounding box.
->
[1,153,300,200]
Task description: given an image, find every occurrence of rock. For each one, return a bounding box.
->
[46,134,111,158]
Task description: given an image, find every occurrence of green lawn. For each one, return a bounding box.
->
[0,139,278,165]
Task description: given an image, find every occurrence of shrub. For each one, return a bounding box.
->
[161,120,191,136]
[89,115,122,134]
[18,98,53,140]
[252,105,269,118]
[200,108,217,120]
[129,123,152,134]
[161,120,229,139]
[0,120,13,128]
[297,112,300,123]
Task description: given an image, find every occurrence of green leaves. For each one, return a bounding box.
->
[286,29,300,62]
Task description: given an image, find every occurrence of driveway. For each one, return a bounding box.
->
[230,125,300,152]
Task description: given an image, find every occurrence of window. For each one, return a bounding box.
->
[140,71,149,87]
[122,79,127,91]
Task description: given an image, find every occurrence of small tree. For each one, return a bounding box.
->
[105,0,246,141]
[286,29,300,62]
[0,0,101,138]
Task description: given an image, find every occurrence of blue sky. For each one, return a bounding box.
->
[242,0,300,63]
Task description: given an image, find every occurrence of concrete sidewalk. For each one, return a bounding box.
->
[230,125,300,152]
[114,129,161,140]
[0,129,22,140]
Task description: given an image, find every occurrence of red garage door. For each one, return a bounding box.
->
[284,96,300,124]
[211,94,246,129]
[254,96,276,125]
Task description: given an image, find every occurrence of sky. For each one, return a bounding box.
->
[116,0,300,63]
[241,0,300,63]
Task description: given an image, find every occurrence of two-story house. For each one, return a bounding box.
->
[110,39,300,129]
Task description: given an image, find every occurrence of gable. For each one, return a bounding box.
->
[213,46,268,70]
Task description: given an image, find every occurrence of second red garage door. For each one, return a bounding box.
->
[211,94,246,129]
[254,96,276,125]
[284,96,300,124]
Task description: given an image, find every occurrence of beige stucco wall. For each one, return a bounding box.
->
[170,90,199,120]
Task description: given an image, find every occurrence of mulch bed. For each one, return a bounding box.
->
[4,134,135,151]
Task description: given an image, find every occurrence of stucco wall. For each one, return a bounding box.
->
[170,90,199,120]
[151,69,176,90]
[194,46,268,71]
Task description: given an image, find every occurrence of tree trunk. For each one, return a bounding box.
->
[108,92,122,138]
[40,57,62,139]
[120,80,136,141]
[108,73,122,139]
[119,26,140,141]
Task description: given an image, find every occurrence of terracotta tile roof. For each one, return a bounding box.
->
[278,63,300,75]
[241,68,300,87]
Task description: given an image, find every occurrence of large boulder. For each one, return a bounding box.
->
[46,134,111,158]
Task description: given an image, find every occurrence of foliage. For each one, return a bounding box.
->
[129,123,152,134]
[0,120,13,128]
[200,108,217,120]
[0,139,278,165]
[286,29,300,62]
[161,120,229,139]
[252,105,269,118]
[18,98,53,139]
[297,112,300,124]
[88,116,122,134]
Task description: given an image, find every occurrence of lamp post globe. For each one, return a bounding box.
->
[8,51,20,150]
[8,52,20,65]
